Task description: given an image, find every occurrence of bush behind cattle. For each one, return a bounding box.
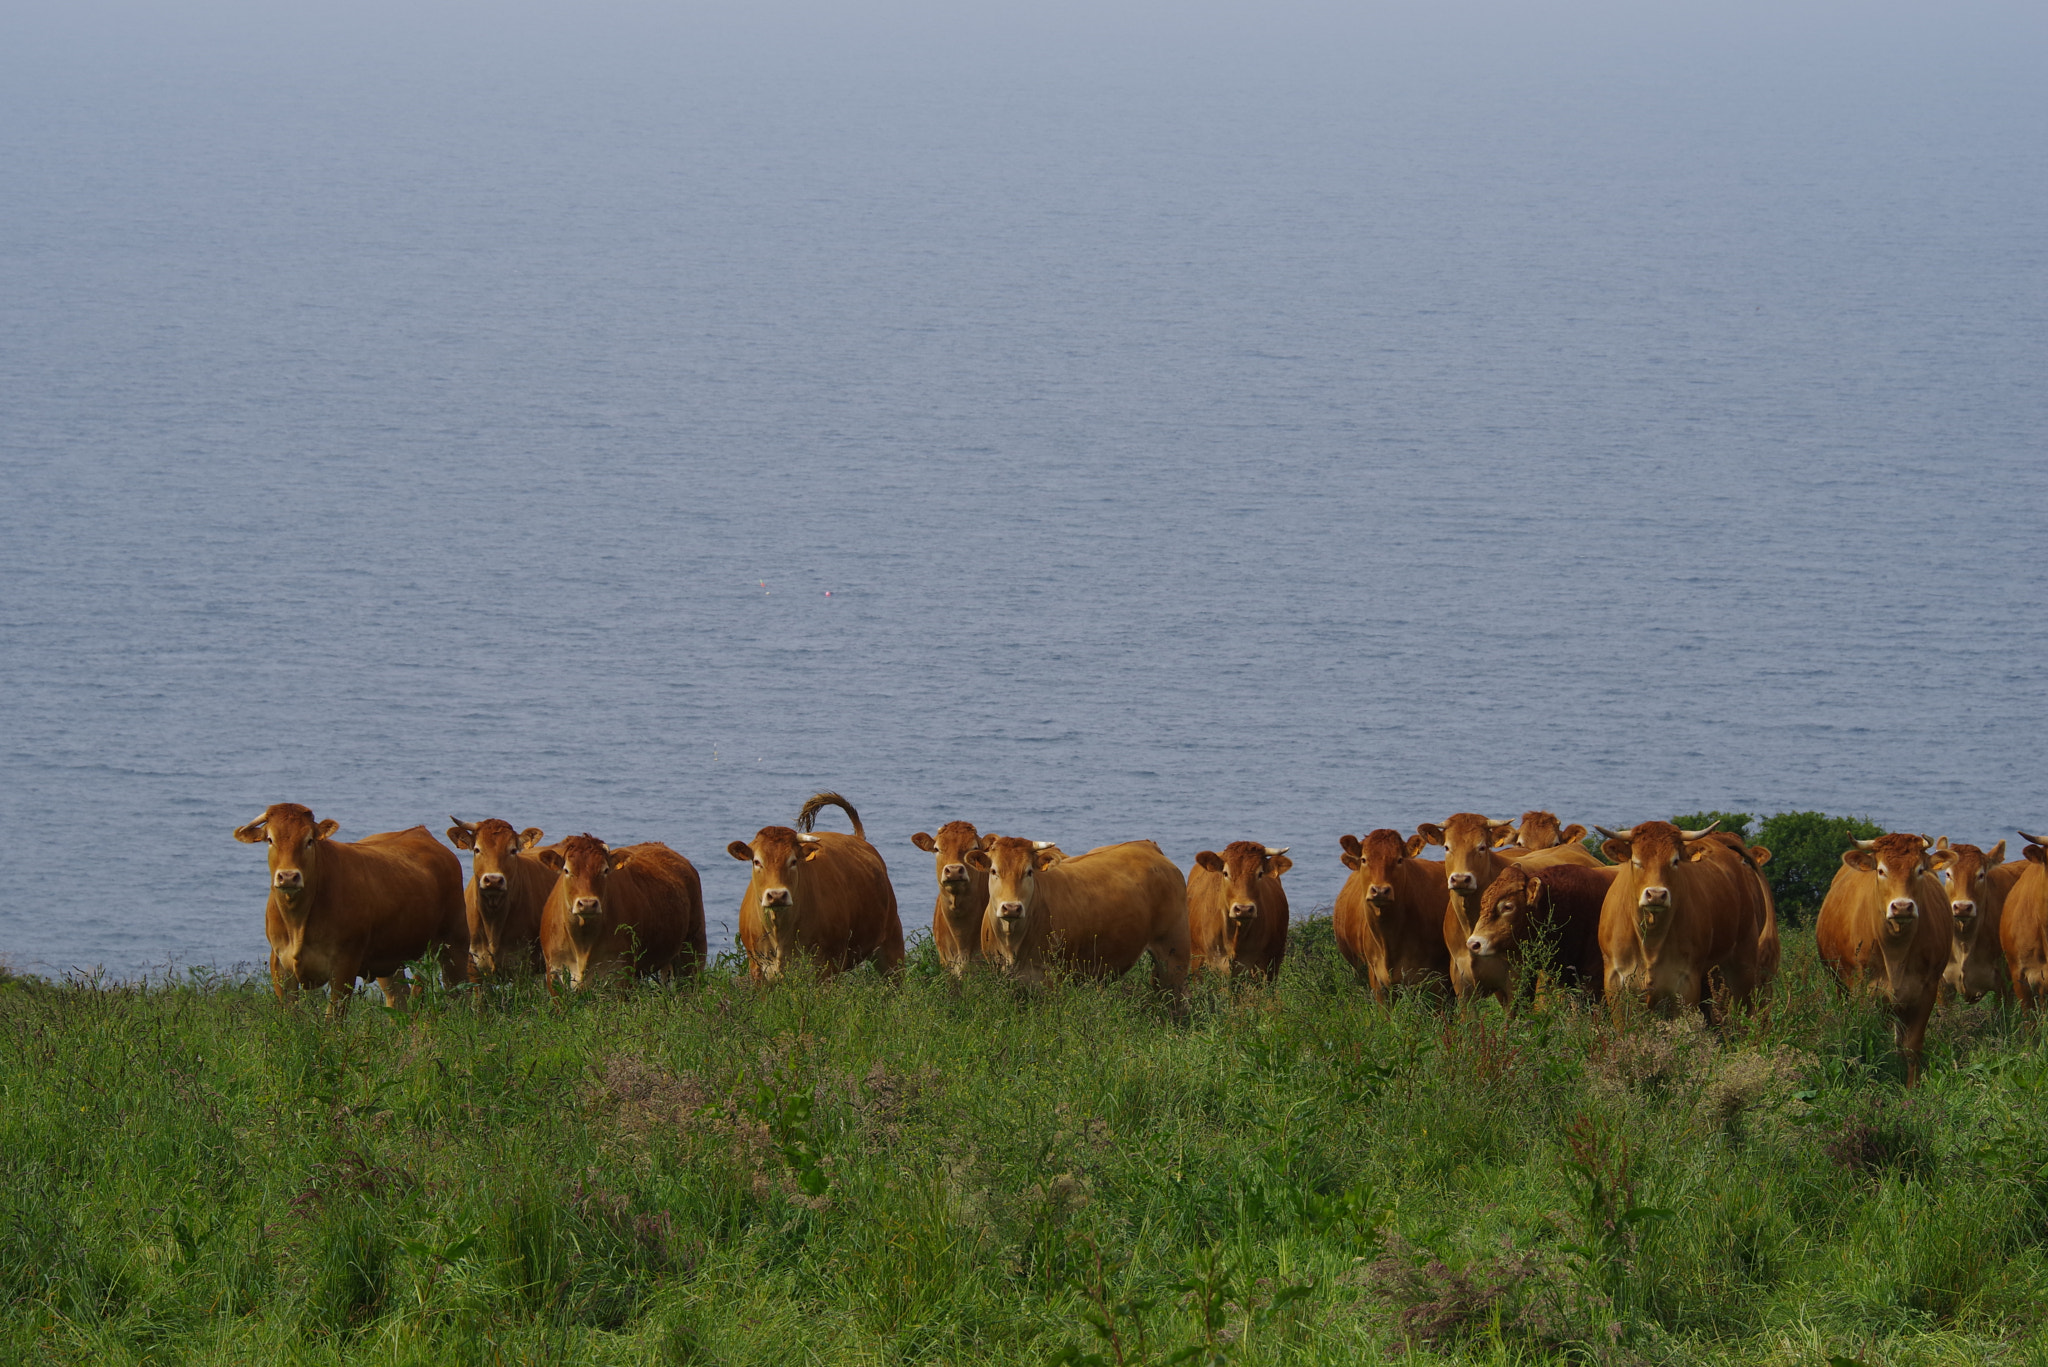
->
[1,932,2045,1364]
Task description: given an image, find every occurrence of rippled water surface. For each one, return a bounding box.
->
[4,5,2045,975]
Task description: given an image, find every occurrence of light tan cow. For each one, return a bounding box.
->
[1415,813,1602,1005]
[537,834,706,989]
[1930,837,2016,1005]
[1334,829,1452,1000]
[1598,821,1777,1024]
[1816,832,1951,1083]
[729,792,903,981]
[234,803,467,1014]
[2001,830,2048,1009]
[447,817,552,977]
[963,837,1189,999]
[1187,842,1291,981]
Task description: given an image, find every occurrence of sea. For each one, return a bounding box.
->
[3,1,2044,978]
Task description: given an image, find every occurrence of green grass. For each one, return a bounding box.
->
[3,926,2046,1365]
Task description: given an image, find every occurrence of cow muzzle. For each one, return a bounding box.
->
[1227,902,1256,922]
[273,870,305,892]
[996,900,1024,921]
[940,864,968,884]
[1466,935,1494,957]
[761,887,792,908]
[1951,900,1977,928]
[1366,884,1394,906]
[571,896,600,924]
[478,872,508,893]
[1447,872,1477,892]
[1639,886,1671,908]
[1886,898,1918,925]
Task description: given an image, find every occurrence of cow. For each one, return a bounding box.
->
[2001,830,2048,1009]
[1334,829,1452,1000]
[536,834,706,990]
[1930,838,2015,1005]
[962,836,1189,999]
[233,802,467,1014]
[728,792,903,981]
[1505,811,1587,853]
[1467,860,1616,998]
[1597,820,1776,1026]
[1187,842,1292,981]
[910,822,1001,977]
[1815,832,1951,1083]
[446,817,553,977]
[1415,813,1602,1005]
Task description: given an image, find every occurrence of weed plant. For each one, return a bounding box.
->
[2,927,2046,1364]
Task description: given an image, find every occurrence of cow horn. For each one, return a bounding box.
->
[1030,840,1056,851]
[1594,825,1634,841]
[1677,821,1720,840]
[796,832,820,844]
[1853,837,1879,849]
[2018,829,2048,848]
[1264,846,1289,857]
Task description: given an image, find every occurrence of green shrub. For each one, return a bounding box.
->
[1754,811,1886,925]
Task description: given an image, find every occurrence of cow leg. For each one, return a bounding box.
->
[377,974,412,1010]
[1148,938,1191,1011]
[437,939,470,989]
[1896,993,1937,1086]
[325,977,355,1019]
[269,952,297,1005]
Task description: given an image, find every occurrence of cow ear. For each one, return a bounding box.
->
[314,819,340,841]
[1488,822,1516,848]
[1415,823,1445,847]
[2026,845,2047,866]
[1404,833,1429,857]
[1523,875,1542,900]
[446,820,478,850]
[963,848,993,872]
[1747,845,1772,867]
[1033,847,1066,869]
[1986,840,2005,865]
[608,848,634,870]
[911,832,939,853]
[727,841,754,862]
[1929,848,1957,872]
[1340,852,1362,871]
[537,848,566,872]
[517,827,545,850]
[1559,824,1586,844]
[801,844,823,862]
[1601,838,1631,863]
[233,818,269,844]
[1194,850,1226,874]
[1339,833,1362,857]
[1268,854,1293,877]
[1842,848,1878,871]
[1686,843,1710,862]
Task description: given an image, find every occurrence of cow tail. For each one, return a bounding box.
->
[797,791,865,842]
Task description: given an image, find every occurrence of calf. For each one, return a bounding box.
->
[538,834,706,989]
[910,822,997,977]
[447,817,552,977]
[1187,842,1292,981]
[1817,832,1951,1083]
[234,803,467,1014]
[730,792,903,980]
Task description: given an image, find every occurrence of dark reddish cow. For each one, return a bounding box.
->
[233,803,467,1014]
[729,792,904,981]
[447,817,552,977]
[1187,842,1292,981]
[1334,829,1452,1000]
[1467,861,1616,997]
[1598,821,1776,1024]
[537,834,706,989]
[1817,832,1951,1083]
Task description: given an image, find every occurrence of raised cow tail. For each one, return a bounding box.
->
[798,791,865,841]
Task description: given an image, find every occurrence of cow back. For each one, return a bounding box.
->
[284,827,466,984]
[991,841,1184,978]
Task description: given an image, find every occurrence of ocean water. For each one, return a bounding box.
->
[4,3,2045,977]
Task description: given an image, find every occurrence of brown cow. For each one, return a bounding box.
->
[1416,813,1602,1005]
[233,803,467,1014]
[963,837,1190,998]
[728,792,903,981]
[1467,861,1616,997]
[1816,832,1951,1083]
[1334,829,1452,1000]
[1506,810,1588,853]
[1597,820,1776,1024]
[2001,830,2048,1009]
[1187,842,1292,981]
[910,822,999,977]
[536,834,705,989]
[1930,838,2015,1005]
[447,817,552,977]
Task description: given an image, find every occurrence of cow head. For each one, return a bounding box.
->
[1930,837,2002,944]
[911,822,992,918]
[963,835,1062,952]
[1511,811,1585,852]
[728,825,827,978]
[1596,820,1721,945]
[449,816,545,972]
[1416,814,1516,914]
[1193,841,1291,958]
[1340,828,1427,910]
[233,803,340,908]
[537,834,635,968]
[1840,832,1934,933]
[1469,864,1545,960]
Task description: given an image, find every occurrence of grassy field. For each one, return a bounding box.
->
[3,924,2046,1366]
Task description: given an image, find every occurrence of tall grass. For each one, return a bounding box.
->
[2,927,2045,1364]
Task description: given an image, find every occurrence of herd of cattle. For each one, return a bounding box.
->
[232,793,2048,1082]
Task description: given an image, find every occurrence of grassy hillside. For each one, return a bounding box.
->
[2,926,2045,1365]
